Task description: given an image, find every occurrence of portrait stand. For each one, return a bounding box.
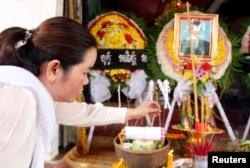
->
[163,80,237,145]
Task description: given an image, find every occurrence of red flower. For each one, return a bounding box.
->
[101,21,112,27]
[184,62,193,70]
[120,23,129,29]
[201,62,212,71]
[97,30,106,38]
[116,74,127,80]
[125,33,133,44]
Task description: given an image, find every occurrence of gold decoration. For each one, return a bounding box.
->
[77,127,88,155]
[75,93,88,155]
[111,158,128,168]
[76,92,85,102]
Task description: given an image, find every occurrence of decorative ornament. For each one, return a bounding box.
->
[111,158,128,168]
[161,0,186,16]
[176,0,184,10]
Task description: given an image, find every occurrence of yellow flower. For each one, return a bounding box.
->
[109,69,117,77]
[118,69,127,74]
[112,76,118,82]
[166,30,179,65]
[102,69,131,90]
[200,74,210,83]
[183,71,192,79]
[213,37,226,65]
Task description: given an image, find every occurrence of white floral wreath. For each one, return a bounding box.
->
[156,11,232,82]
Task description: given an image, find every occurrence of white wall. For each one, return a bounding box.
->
[0,0,64,31]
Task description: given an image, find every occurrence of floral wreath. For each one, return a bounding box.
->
[88,11,148,102]
[157,11,231,84]
[145,10,242,91]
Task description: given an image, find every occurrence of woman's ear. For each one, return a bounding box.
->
[45,59,63,82]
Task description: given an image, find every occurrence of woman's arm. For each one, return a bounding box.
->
[55,101,127,126]
[125,100,161,120]
[55,100,161,127]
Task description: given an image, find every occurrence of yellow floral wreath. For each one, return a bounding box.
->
[88,11,147,90]
[156,11,231,83]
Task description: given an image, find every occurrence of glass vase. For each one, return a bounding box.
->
[193,155,208,168]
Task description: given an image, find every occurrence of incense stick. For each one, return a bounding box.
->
[186,2,199,123]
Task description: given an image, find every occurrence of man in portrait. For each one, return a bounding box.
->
[180,19,210,56]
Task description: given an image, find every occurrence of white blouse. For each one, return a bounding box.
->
[0,83,126,167]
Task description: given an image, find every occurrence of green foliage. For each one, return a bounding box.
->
[238,17,250,89]
[218,16,250,90]
[144,10,177,86]
[216,22,244,91]
[239,17,250,36]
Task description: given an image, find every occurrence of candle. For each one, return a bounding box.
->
[181,98,186,114]
[187,95,192,114]
[118,130,124,145]
[201,96,204,122]
[205,96,210,117]
[167,149,174,168]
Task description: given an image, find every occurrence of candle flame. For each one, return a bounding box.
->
[169,149,174,154]
[186,1,191,8]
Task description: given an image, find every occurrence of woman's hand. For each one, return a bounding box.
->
[125,100,162,120]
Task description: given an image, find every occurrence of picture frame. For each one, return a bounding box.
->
[174,13,219,61]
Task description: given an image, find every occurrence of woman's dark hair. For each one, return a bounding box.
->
[0,16,97,76]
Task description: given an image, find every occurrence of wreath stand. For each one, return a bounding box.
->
[163,80,237,146]
[242,116,250,141]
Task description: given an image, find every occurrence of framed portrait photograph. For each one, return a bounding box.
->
[174,13,218,61]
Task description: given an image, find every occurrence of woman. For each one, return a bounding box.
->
[0,17,161,168]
